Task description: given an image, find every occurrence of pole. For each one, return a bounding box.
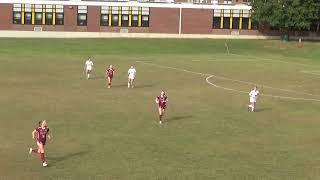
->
[179,7,182,35]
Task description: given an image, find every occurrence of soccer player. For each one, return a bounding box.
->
[105,65,115,88]
[29,120,51,167]
[84,57,94,79]
[127,66,136,88]
[248,86,260,112]
[155,90,168,124]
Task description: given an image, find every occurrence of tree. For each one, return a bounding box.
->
[252,0,319,35]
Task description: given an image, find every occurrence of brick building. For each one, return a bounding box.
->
[0,0,318,36]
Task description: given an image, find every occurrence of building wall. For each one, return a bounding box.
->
[0,4,12,30]
[0,3,279,36]
[149,8,179,33]
[181,8,212,34]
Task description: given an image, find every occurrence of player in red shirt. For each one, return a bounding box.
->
[29,120,51,167]
[155,90,168,124]
[105,65,115,88]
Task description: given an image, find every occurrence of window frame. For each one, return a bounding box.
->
[141,15,149,27]
[77,13,87,26]
[55,12,64,25]
[13,11,22,24]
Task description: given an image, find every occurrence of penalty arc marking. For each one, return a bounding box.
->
[136,61,320,102]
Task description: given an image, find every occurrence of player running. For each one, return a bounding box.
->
[84,57,94,80]
[29,120,51,167]
[127,66,136,88]
[105,65,115,88]
[248,86,260,112]
[155,90,168,124]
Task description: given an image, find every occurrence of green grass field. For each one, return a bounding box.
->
[0,38,320,180]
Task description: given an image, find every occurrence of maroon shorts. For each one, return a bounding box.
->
[107,75,113,79]
[37,140,46,146]
[159,105,166,109]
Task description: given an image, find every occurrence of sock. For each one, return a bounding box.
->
[32,148,38,153]
[109,83,111,86]
[128,83,130,88]
[88,74,90,78]
[252,106,255,112]
[40,153,46,162]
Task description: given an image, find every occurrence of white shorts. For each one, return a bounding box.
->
[250,97,257,103]
[128,75,135,80]
[86,67,92,71]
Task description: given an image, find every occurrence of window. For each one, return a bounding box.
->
[141,7,149,27]
[100,6,149,27]
[34,4,42,25]
[13,4,22,24]
[24,4,32,24]
[77,6,87,26]
[100,6,109,26]
[45,5,53,25]
[121,7,129,27]
[122,15,129,27]
[232,9,240,29]
[242,10,249,29]
[131,7,139,27]
[223,10,231,29]
[213,9,221,29]
[111,7,119,26]
[141,15,149,27]
[223,0,232,4]
[55,5,64,25]
[111,14,119,26]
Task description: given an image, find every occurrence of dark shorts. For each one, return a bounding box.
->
[159,105,166,109]
[37,140,46,146]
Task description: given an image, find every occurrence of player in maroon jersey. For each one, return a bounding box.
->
[29,120,51,167]
[155,90,168,124]
[105,65,115,88]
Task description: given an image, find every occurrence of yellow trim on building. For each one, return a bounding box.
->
[21,4,25,25]
[138,7,142,27]
[220,9,223,29]
[42,4,45,25]
[248,10,252,30]
[108,6,112,26]
[31,4,35,25]
[229,10,233,29]
[118,6,122,27]
[239,10,243,30]
[52,5,56,25]
[128,7,132,27]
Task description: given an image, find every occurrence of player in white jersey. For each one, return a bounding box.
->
[84,57,94,80]
[127,66,136,88]
[248,86,260,112]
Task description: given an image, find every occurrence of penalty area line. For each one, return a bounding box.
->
[206,75,320,102]
[137,61,320,102]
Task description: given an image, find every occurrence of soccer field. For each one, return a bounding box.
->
[0,38,320,180]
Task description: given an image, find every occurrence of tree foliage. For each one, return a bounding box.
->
[252,0,320,30]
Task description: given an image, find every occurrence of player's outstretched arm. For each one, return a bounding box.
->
[32,129,36,139]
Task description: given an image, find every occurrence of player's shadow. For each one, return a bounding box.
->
[167,115,193,122]
[255,108,272,112]
[48,151,89,166]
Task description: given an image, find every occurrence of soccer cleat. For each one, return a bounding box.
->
[159,121,162,124]
[29,148,32,154]
[42,162,48,167]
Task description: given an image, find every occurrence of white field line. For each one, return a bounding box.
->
[301,70,320,77]
[206,75,320,102]
[137,61,320,102]
[229,53,319,68]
